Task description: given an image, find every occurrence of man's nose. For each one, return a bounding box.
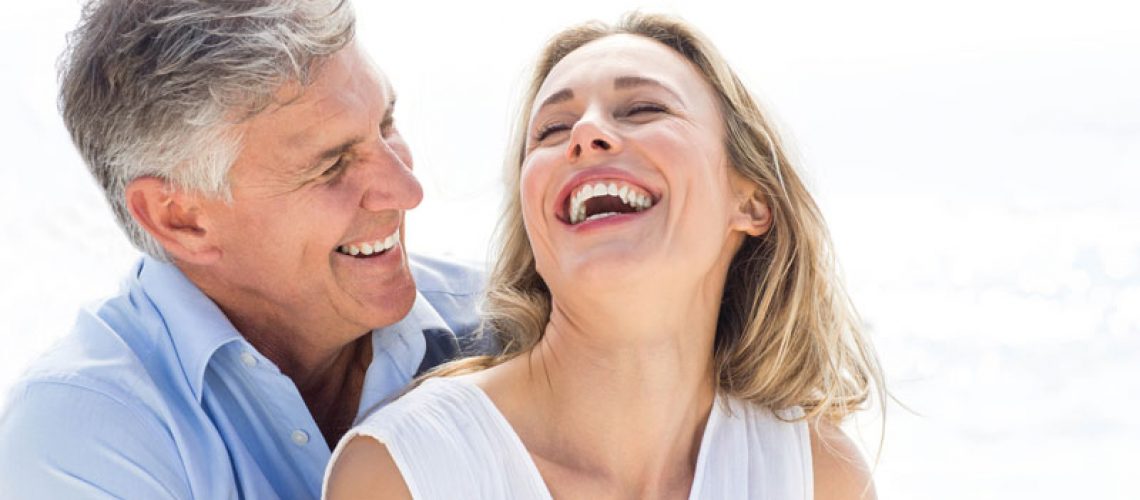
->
[358,140,423,212]
[565,117,621,162]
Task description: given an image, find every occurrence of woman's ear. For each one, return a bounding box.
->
[730,174,772,237]
[125,177,222,264]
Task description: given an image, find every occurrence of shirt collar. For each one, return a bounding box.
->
[136,256,244,403]
[358,291,450,416]
[137,257,456,405]
[405,290,452,335]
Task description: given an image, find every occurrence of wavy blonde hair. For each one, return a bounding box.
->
[439,12,883,424]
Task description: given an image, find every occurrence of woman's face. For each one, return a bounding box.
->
[520,34,761,295]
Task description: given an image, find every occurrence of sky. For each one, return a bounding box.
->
[1,0,1138,498]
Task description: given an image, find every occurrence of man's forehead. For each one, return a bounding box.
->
[272,50,389,127]
[279,49,390,128]
[279,79,393,149]
[233,46,394,174]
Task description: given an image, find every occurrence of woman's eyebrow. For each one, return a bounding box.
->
[534,88,575,116]
[613,75,683,103]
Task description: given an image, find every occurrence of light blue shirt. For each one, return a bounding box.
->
[0,254,485,499]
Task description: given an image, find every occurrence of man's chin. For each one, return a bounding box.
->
[329,246,417,324]
[351,277,418,330]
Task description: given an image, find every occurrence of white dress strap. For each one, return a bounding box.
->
[690,397,813,499]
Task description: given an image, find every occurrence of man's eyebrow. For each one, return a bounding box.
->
[614,76,683,103]
[534,88,574,114]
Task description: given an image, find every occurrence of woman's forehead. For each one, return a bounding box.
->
[533,35,710,110]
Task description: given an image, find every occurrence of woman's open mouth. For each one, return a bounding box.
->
[561,179,657,225]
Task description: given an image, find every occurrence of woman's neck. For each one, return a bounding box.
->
[478,286,723,498]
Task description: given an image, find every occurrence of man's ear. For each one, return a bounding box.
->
[125,177,222,265]
[729,174,772,237]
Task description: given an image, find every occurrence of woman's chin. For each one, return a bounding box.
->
[544,255,675,303]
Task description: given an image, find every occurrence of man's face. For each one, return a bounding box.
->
[199,44,422,337]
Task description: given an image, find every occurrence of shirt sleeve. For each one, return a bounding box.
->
[0,380,192,499]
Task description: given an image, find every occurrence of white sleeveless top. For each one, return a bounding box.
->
[324,377,813,499]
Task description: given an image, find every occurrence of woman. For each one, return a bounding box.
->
[325,13,882,500]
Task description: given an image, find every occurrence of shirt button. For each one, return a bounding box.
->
[291,430,310,446]
[240,352,257,368]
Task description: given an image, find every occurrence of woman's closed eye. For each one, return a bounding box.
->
[535,122,571,142]
[625,102,668,116]
[619,102,672,124]
[530,100,670,145]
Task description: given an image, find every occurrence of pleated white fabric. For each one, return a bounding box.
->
[325,377,813,500]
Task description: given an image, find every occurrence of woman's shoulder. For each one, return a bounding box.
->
[327,374,554,499]
[325,437,411,500]
[808,420,877,500]
[325,377,491,499]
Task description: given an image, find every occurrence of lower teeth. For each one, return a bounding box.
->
[583,212,620,222]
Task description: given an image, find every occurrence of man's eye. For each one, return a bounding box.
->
[535,123,570,142]
[321,157,348,178]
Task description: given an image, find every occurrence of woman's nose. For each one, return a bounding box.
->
[566,119,621,162]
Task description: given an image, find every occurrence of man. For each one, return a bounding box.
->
[0,1,489,497]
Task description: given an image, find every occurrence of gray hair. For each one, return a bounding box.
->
[59,0,356,259]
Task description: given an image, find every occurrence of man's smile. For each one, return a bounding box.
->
[336,226,401,257]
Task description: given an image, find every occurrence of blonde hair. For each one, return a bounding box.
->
[440,12,883,424]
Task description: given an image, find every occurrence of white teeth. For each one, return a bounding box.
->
[382,232,399,250]
[585,212,619,222]
[336,228,401,257]
[567,180,654,225]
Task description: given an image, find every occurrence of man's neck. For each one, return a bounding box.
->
[181,263,376,448]
[236,315,374,448]
[295,334,372,448]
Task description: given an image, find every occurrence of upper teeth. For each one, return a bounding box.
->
[337,229,400,257]
[568,181,653,225]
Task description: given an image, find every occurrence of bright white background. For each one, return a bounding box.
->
[2,1,1137,498]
